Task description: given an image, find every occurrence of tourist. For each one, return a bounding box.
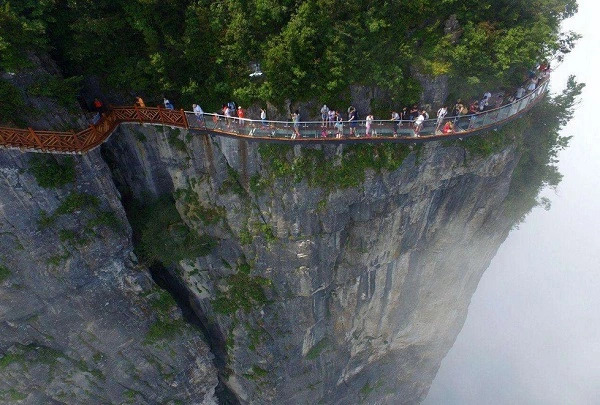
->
[237,106,245,127]
[193,103,205,127]
[482,91,492,106]
[320,104,329,127]
[365,113,374,137]
[328,108,335,128]
[527,77,538,92]
[291,110,300,139]
[93,98,103,112]
[223,104,232,127]
[409,104,419,121]
[400,107,409,125]
[260,108,267,128]
[442,121,454,134]
[164,98,174,110]
[391,111,400,136]
[334,111,344,138]
[436,106,447,132]
[494,93,504,108]
[515,86,525,99]
[414,111,425,137]
[453,100,463,117]
[348,106,358,137]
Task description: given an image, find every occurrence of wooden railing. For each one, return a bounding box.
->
[0,79,549,154]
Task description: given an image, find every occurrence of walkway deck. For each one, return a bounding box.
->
[0,80,549,154]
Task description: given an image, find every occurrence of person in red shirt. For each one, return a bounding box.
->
[237,106,245,127]
[93,98,103,112]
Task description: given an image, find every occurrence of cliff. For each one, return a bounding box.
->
[99,123,522,404]
[0,150,218,404]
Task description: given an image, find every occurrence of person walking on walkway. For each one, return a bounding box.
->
[291,110,300,139]
[135,96,145,107]
[414,111,425,137]
[348,106,358,137]
[365,113,374,137]
[193,103,205,127]
[260,108,267,128]
[321,104,329,127]
[237,106,246,127]
[391,111,400,136]
[164,98,174,110]
[436,106,447,132]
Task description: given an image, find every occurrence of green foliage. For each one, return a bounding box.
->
[212,264,271,315]
[150,289,177,315]
[4,389,27,401]
[220,166,246,196]
[0,265,11,282]
[305,337,329,360]
[0,1,51,71]
[0,0,578,113]
[453,130,513,158]
[55,192,100,215]
[28,155,76,189]
[27,74,83,108]
[503,75,584,224]
[46,252,70,266]
[127,195,216,266]
[58,229,77,242]
[174,186,226,225]
[0,344,63,370]
[244,364,269,380]
[166,128,186,152]
[0,79,26,126]
[258,143,413,191]
[37,209,55,228]
[145,319,186,344]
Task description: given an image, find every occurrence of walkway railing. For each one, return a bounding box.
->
[0,79,549,154]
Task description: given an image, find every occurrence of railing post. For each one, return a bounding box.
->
[28,127,44,150]
[71,130,82,152]
[180,109,189,129]
[134,105,143,124]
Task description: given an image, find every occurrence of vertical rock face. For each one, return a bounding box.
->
[0,150,217,404]
[105,124,521,404]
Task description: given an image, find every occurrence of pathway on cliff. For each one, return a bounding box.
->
[0,79,549,154]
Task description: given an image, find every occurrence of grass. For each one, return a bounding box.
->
[174,186,226,225]
[127,195,216,266]
[0,265,11,282]
[46,253,70,266]
[212,264,271,315]
[258,143,414,191]
[305,337,329,360]
[220,166,246,196]
[144,319,186,344]
[28,155,76,189]
[243,365,269,380]
[150,289,177,315]
[166,128,187,152]
[55,192,99,215]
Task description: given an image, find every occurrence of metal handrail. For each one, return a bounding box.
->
[0,77,549,154]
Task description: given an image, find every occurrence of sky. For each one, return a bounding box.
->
[423,0,600,404]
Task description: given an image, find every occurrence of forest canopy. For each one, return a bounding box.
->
[0,0,579,114]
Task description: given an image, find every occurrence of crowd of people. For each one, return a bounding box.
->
[125,62,550,139]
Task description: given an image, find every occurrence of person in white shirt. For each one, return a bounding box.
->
[414,112,425,137]
[436,106,447,132]
[193,103,204,126]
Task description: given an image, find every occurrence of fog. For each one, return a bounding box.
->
[423,0,600,403]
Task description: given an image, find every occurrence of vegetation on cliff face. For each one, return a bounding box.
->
[0,0,578,120]
[126,195,216,266]
[503,75,584,224]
